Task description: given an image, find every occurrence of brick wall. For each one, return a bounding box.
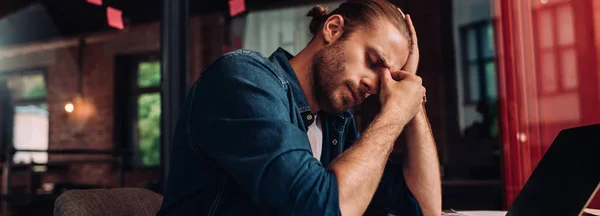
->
[0,13,226,189]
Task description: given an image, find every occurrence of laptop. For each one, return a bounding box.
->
[506,124,600,216]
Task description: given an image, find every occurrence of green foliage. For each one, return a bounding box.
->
[137,61,161,87]
[25,84,46,99]
[137,93,161,166]
[135,61,162,166]
[7,74,47,100]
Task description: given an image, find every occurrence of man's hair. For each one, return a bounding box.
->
[306,0,411,47]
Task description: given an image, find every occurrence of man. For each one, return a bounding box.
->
[158,0,441,215]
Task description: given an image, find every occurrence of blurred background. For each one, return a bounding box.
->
[0,0,598,215]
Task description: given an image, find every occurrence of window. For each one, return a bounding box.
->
[533,1,577,95]
[115,54,161,168]
[134,59,161,167]
[460,20,500,138]
[239,2,342,55]
[0,69,48,164]
[460,20,497,104]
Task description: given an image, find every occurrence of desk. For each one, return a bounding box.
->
[443,210,506,216]
[443,209,600,216]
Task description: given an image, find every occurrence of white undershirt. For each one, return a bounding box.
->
[306,114,323,161]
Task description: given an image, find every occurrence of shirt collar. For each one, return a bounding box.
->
[268,47,353,126]
[268,48,313,115]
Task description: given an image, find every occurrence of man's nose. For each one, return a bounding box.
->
[360,79,378,97]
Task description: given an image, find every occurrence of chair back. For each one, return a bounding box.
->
[54,187,163,216]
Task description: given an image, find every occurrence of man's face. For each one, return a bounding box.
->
[313,20,411,114]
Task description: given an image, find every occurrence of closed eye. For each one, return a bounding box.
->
[366,54,375,68]
[366,54,379,69]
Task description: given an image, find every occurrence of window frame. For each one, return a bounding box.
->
[532,1,578,96]
[460,19,497,105]
[0,68,49,163]
[115,53,162,169]
[132,54,162,168]
[0,68,48,105]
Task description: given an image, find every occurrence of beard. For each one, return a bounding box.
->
[312,41,356,114]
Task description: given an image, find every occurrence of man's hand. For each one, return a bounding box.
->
[401,14,419,74]
[379,70,425,126]
[394,12,442,216]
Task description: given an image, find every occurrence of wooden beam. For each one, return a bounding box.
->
[0,32,120,60]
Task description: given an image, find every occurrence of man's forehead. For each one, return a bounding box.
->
[375,45,405,72]
[364,28,409,71]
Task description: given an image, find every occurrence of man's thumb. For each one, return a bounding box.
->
[389,70,411,81]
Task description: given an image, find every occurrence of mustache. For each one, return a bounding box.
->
[358,88,367,98]
[346,81,368,100]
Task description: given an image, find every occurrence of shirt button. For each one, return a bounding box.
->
[306,114,313,121]
[332,139,338,145]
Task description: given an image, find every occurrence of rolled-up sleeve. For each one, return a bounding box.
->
[371,157,424,216]
[188,53,341,215]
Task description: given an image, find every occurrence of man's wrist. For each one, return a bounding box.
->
[375,108,410,135]
[406,105,427,128]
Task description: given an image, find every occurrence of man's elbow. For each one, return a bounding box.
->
[423,208,442,216]
[329,166,366,216]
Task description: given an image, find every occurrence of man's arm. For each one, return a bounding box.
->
[192,54,341,215]
[329,110,407,215]
[403,106,442,216]
[398,13,442,215]
[329,69,426,216]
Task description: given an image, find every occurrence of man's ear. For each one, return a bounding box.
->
[320,14,345,44]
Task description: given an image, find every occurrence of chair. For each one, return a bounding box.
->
[54,188,163,216]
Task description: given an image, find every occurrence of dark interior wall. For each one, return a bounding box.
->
[399,0,457,167]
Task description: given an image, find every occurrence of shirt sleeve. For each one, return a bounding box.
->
[370,155,424,216]
[187,53,341,215]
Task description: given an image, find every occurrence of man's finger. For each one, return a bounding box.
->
[397,8,405,18]
[406,14,418,46]
[389,70,412,81]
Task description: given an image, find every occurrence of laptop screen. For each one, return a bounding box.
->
[507,124,600,216]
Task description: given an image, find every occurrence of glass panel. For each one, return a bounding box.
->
[13,103,48,164]
[485,62,497,100]
[6,73,47,100]
[540,51,557,93]
[469,64,481,102]
[557,5,574,46]
[484,0,600,208]
[537,10,554,49]
[483,24,495,58]
[241,2,342,56]
[137,61,161,88]
[561,49,578,90]
[467,29,478,61]
[137,93,161,166]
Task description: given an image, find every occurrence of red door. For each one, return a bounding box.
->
[495,0,600,209]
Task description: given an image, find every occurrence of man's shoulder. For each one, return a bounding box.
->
[220,49,268,63]
[201,49,286,86]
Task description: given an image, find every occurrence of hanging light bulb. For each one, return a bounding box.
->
[65,94,82,114]
[64,102,75,113]
[66,39,86,114]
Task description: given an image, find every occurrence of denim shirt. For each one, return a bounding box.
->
[157,48,423,216]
